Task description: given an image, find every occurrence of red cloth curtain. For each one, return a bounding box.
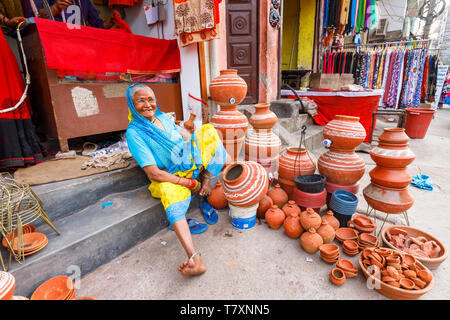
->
[34,18,181,74]
[285,94,381,143]
[108,0,140,7]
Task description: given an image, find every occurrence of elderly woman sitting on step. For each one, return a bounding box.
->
[126,83,227,276]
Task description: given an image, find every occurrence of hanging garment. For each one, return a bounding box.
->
[339,0,351,26]
[386,51,403,107]
[421,55,430,102]
[380,50,392,98]
[383,50,396,104]
[412,49,428,107]
[0,0,24,18]
[394,50,406,108]
[375,49,385,89]
[355,0,366,33]
[323,0,330,29]
[0,31,46,170]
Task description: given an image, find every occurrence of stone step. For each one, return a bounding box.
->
[6,184,202,297]
[30,162,149,227]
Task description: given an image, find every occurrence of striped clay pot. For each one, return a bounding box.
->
[0,272,15,300]
[278,147,316,199]
[249,103,277,129]
[222,161,269,207]
[210,105,248,161]
[245,128,281,175]
[323,115,366,150]
[318,147,365,185]
[209,69,247,107]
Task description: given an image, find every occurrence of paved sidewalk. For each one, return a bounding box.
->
[77,107,450,300]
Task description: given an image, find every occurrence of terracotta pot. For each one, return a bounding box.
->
[318,147,365,185]
[0,272,15,301]
[210,105,248,161]
[329,268,346,286]
[299,208,322,231]
[278,147,316,199]
[363,182,414,214]
[249,103,277,129]
[183,113,196,132]
[207,181,228,209]
[323,115,366,149]
[300,228,324,254]
[209,69,247,106]
[268,184,289,208]
[281,200,301,217]
[319,243,340,257]
[317,220,336,244]
[265,205,286,229]
[322,210,340,230]
[244,128,281,175]
[370,129,416,168]
[369,166,412,189]
[222,161,269,207]
[283,212,304,239]
[257,194,273,219]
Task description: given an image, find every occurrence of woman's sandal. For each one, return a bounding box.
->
[169,218,208,234]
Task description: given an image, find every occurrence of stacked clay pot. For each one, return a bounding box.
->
[222,161,269,207]
[207,181,228,209]
[363,128,416,214]
[245,103,281,176]
[318,115,366,204]
[319,243,340,264]
[278,147,316,199]
[209,69,249,161]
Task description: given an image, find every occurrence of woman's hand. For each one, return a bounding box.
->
[5,17,25,29]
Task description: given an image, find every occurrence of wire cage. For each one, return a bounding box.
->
[0,173,59,271]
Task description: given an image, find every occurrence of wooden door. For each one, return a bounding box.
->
[226,0,259,104]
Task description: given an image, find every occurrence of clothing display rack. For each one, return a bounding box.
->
[320,39,440,109]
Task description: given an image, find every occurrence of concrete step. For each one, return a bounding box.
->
[7,184,202,297]
[30,162,149,227]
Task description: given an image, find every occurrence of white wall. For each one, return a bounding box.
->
[378,0,407,32]
[123,1,201,122]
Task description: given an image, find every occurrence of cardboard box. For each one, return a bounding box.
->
[309,73,355,90]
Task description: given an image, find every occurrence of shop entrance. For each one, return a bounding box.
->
[225,0,259,104]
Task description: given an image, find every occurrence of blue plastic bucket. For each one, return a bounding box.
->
[231,215,256,230]
[329,190,358,227]
[229,203,258,230]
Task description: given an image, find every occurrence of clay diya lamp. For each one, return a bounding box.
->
[412,277,427,289]
[336,259,358,275]
[335,227,358,243]
[352,214,375,228]
[319,243,340,257]
[403,270,417,279]
[381,276,397,283]
[329,268,346,286]
[399,278,415,290]
[417,270,433,283]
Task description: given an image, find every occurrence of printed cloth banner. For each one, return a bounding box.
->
[173,0,221,47]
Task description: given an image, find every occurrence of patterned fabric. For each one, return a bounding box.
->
[386,51,403,107]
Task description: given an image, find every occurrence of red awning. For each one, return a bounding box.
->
[34,18,181,74]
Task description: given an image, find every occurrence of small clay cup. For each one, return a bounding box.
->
[329,268,346,286]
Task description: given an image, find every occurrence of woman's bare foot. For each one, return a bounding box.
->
[178,254,207,276]
[199,177,211,197]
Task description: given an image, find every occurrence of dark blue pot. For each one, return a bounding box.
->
[329,190,358,228]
